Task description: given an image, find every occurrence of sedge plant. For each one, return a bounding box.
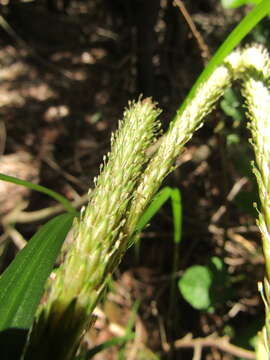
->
[1,1,270,359]
[23,51,239,360]
[25,50,270,360]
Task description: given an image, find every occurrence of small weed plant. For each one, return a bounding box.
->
[1,1,270,359]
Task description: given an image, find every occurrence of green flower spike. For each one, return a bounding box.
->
[240,45,270,359]
[126,54,238,235]
[24,98,161,360]
[24,45,270,360]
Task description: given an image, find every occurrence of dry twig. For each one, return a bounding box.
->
[165,333,255,359]
[174,0,210,62]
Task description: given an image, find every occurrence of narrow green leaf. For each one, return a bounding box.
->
[76,334,134,359]
[0,173,76,214]
[0,213,74,331]
[170,188,182,244]
[168,188,182,315]
[177,0,270,118]
[135,187,172,232]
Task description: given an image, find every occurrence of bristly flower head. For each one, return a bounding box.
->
[49,98,162,312]
[25,45,270,360]
[240,45,270,358]
[126,57,236,235]
[24,99,161,360]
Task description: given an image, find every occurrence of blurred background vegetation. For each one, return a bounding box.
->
[1,0,270,358]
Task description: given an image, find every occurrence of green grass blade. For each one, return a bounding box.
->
[0,213,74,331]
[135,187,172,232]
[76,334,134,359]
[168,188,183,326]
[124,300,140,336]
[117,300,139,360]
[170,188,182,244]
[0,173,76,214]
[177,0,270,117]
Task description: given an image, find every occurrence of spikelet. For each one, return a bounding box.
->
[25,45,270,360]
[240,45,270,358]
[24,98,161,360]
[126,55,236,234]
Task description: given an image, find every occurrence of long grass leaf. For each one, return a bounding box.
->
[0,213,74,331]
[171,188,182,244]
[177,0,270,117]
[135,187,172,232]
[0,173,76,214]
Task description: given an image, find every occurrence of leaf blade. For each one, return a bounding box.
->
[0,213,74,331]
[178,265,213,310]
[177,0,270,118]
[0,173,76,214]
[135,187,172,232]
[170,188,182,244]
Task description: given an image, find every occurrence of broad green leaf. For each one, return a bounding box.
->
[0,173,76,214]
[179,257,231,311]
[0,213,74,331]
[178,265,213,310]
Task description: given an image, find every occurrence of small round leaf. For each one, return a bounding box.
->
[178,265,213,310]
